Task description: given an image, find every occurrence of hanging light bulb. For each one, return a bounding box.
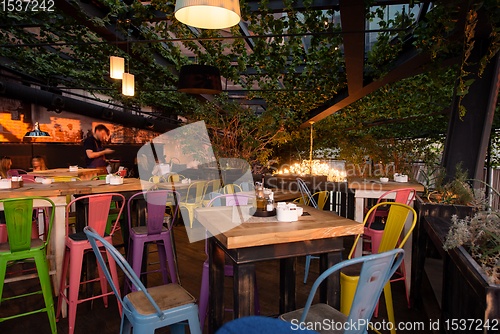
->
[122,73,134,96]
[174,0,241,30]
[110,56,125,79]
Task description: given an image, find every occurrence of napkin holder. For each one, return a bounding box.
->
[394,174,408,183]
[0,179,12,189]
[11,176,23,188]
[69,166,78,172]
[276,203,303,222]
[109,176,124,185]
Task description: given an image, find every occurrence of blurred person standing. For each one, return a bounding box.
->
[84,124,115,169]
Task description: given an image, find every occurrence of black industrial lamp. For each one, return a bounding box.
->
[24,122,50,137]
[177,64,222,95]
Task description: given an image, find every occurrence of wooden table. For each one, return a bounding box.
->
[194,205,363,334]
[28,168,103,180]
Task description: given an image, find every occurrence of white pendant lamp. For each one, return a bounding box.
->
[122,73,135,96]
[110,56,125,79]
[174,0,241,29]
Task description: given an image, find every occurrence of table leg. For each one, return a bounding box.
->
[319,251,342,309]
[279,257,296,314]
[49,196,68,318]
[354,196,364,258]
[233,262,256,319]
[208,238,225,334]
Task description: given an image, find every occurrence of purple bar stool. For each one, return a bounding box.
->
[199,193,261,332]
[125,190,181,294]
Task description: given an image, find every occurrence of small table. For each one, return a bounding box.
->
[194,205,363,334]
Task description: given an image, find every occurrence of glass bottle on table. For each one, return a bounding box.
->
[266,192,274,212]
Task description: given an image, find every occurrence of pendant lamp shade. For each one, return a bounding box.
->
[25,122,50,137]
[174,0,241,29]
[110,56,125,79]
[122,73,135,96]
[177,64,222,94]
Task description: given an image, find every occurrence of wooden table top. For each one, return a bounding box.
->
[194,204,363,249]
[347,177,425,192]
[0,178,200,200]
[28,168,102,177]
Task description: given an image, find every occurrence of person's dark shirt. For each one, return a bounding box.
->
[84,135,106,168]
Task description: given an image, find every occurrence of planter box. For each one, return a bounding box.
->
[411,196,477,309]
[443,244,500,333]
[412,210,499,334]
[414,195,476,221]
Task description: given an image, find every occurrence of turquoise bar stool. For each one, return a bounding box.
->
[84,226,202,334]
[280,249,405,334]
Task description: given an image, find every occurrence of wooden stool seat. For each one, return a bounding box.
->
[131,225,168,235]
[280,304,347,334]
[127,284,196,315]
[0,238,43,252]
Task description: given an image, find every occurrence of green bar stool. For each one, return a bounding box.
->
[0,196,57,334]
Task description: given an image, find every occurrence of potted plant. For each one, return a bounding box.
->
[415,163,478,221]
[440,190,500,333]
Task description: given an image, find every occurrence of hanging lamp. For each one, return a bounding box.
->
[122,72,135,96]
[24,122,50,137]
[174,0,241,29]
[177,64,222,94]
[110,56,124,79]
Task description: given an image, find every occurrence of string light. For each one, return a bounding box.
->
[277,160,347,182]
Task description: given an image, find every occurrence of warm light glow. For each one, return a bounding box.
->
[276,160,347,182]
[110,56,124,79]
[174,0,241,29]
[122,73,134,96]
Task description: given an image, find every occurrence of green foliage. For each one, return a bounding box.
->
[181,97,289,169]
[444,211,500,284]
[426,162,476,205]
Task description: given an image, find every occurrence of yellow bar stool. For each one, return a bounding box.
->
[340,202,416,334]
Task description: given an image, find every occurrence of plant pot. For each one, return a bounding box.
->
[442,244,500,333]
[414,194,477,221]
[411,195,477,309]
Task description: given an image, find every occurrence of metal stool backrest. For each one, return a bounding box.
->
[66,193,125,237]
[0,197,55,252]
[298,249,404,333]
[204,193,255,256]
[7,169,27,177]
[349,202,416,259]
[366,188,416,229]
[184,181,206,203]
[297,178,318,209]
[127,190,180,235]
[84,226,165,319]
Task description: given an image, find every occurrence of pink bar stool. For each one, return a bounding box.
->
[55,193,125,334]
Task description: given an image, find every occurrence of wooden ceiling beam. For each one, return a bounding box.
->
[339,0,366,95]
